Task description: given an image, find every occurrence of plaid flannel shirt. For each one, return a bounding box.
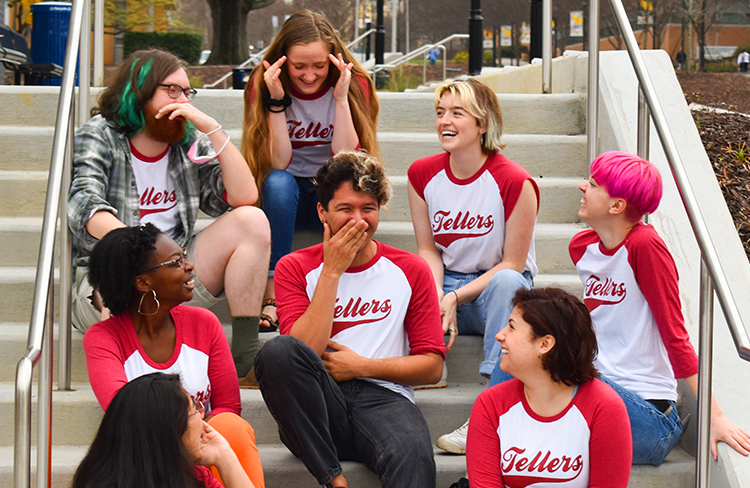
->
[68,115,230,269]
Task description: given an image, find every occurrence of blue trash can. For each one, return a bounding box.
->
[31,1,71,86]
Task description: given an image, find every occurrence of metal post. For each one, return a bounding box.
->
[542,0,552,93]
[58,110,74,391]
[697,258,714,488]
[14,0,84,484]
[79,0,91,125]
[37,272,54,488]
[405,0,409,55]
[391,0,397,54]
[699,0,706,72]
[375,0,385,64]
[468,0,483,75]
[354,0,360,40]
[94,0,104,86]
[586,0,599,163]
[637,85,650,161]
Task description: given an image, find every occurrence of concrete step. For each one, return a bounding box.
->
[0,443,694,488]
[382,175,585,224]
[0,126,54,171]
[0,171,49,217]
[0,222,582,322]
[0,377,486,448]
[378,133,588,177]
[377,92,586,135]
[0,87,584,136]
[0,313,488,382]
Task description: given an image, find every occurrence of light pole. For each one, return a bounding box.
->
[469,0,483,75]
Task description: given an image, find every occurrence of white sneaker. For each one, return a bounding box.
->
[437,418,469,454]
[414,363,448,390]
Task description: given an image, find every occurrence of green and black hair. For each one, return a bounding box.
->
[92,49,191,140]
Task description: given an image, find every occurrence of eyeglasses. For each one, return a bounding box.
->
[140,248,189,273]
[159,83,197,102]
[191,398,205,419]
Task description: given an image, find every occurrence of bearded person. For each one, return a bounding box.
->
[69,49,271,381]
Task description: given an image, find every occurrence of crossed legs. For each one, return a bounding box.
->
[256,336,436,488]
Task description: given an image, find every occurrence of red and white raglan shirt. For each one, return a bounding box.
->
[83,305,241,415]
[275,240,446,402]
[569,223,699,401]
[408,152,539,276]
[467,378,632,488]
[129,141,180,237]
[248,75,370,177]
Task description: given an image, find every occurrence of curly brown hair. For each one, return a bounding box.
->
[315,151,392,210]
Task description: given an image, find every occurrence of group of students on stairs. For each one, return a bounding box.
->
[63,8,750,488]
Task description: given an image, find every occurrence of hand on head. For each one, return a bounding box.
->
[193,421,234,466]
[263,56,288,100]
[329,53,353,102]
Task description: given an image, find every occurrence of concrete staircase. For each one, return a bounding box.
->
[0,85,695,486]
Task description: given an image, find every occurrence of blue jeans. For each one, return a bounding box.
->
[255,336,436,487]
[444,269,532,377]
[261,170,323,272]
[598,376,683,465]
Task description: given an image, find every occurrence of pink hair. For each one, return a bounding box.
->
[590,151,663,222]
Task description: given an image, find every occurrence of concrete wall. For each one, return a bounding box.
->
[479,50,750,486]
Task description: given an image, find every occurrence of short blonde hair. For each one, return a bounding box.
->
[434,77,505,153]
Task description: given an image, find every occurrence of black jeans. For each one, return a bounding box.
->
[255,335,436,487]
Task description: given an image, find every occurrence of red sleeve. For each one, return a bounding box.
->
[568,230,599,265]
[628,226,699,378]
[355,74,370,100]
[195,465,223,488]
[487,154,539,222]
[191,307,242,416]
[82,317,132,411]
[275,246,322,335]
[407,153,448,200]
[399,253,446,358]
[587,379,632,487]
[467,382,520,488]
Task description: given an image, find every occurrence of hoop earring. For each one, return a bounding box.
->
[138,289,160,316]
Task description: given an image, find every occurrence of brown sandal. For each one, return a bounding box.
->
[259,298,279,333]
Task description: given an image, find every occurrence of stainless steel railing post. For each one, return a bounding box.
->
[697,258,714,488]
[587,0,600,163]
[637,85,650,160]
[14,0,85,485]
[542,0,552,93]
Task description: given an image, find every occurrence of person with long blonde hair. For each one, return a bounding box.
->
[241,10,379,342]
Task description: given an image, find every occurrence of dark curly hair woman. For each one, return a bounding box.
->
[83,223,264,487]
[466,287,633,487]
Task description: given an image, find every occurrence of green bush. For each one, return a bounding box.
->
[124,32,203,65]
[453,51,469,63]
[706,60,737,73]
[483,49,495,65]
[734,45,750,56]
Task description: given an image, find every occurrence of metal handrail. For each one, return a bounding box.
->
[202,46,270,89]
[589,0,750,486]
[348,27,376,52]
[14,0,86,486]
[371,33,470,79]
[203,30,378,90]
